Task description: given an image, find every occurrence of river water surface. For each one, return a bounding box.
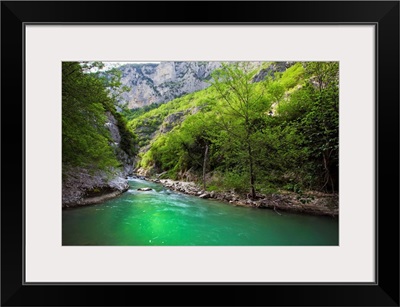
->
[62,178,339,246]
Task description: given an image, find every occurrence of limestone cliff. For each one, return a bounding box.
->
[116,61,221,109]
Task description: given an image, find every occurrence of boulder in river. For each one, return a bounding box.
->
[137,187,153,191]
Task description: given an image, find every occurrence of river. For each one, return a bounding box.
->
[62,178,339,246]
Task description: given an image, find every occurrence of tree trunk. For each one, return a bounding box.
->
[247,142,256,199]
[322,150,335,192]
[250,172,256,199]
[203,144,209,191]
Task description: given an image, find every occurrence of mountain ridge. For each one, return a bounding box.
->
[115,61,222,109]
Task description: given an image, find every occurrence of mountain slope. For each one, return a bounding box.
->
[116,61,222,108]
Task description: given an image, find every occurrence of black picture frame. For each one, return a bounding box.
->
[1,1,399,306]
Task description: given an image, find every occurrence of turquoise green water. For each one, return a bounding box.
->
[62,179,339,246]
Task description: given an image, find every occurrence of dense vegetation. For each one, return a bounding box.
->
[122,103,161,121]
[62,60,338,198]
[129,62,339,196]
[62,62,137,178]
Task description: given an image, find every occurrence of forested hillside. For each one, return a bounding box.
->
[128,62,339,197]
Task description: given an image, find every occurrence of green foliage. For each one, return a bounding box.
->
[208,62,275,197]
[62,62,137,178]
[123,103,160,121]
[102,99,138,157]
[279,62,305,89]
[276,62,339,191]
[221,171,250,194]
[93,66,128,102]
[276,85,313,121]
[284,182,303,194]
[127,88,218,148]
[131,61,339,194]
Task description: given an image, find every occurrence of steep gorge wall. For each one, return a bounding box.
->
[117,61,221,108]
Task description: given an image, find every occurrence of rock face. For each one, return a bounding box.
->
[62,168,129,207]
[252,62,295,82]
[105,111,135,175]
[105,111,121,144]
[115,61,222,109]
[159,111,185,133]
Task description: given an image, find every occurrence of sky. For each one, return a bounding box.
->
[81,61,160,73]
[101,62,160,70]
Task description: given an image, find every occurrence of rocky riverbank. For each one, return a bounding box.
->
[157,178,338,217]
[62,168,129,208]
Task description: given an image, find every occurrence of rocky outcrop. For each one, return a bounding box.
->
[105,111,121,144]
[159,179,338,217]
[252,62,295,82]
[137,187,152,191]
[105,111,135,175]
[114,62,222,109]
[159,111,185,133]
[62,168,129,208]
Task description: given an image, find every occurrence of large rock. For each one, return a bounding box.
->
[137,187,152,191]
[62,167,129,207]
[109,176,129,191]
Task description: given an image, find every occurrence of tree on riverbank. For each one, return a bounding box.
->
[209,63,273,198]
